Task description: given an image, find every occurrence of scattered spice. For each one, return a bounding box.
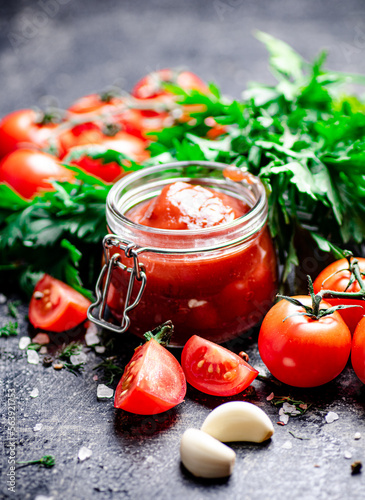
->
[32,332,50,345]
[17,455,55,468]
[59,342,85,375]
[289,431,310,441]
[351,461,362,475]
[43,355,53,367]
[8,300,21,318]
[53,363,64,370]
[93,357,123,385]
[0,321,18,337]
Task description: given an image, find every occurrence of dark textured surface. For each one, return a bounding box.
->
[1,1,365,499]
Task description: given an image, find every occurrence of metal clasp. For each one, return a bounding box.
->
[87,235,147,333]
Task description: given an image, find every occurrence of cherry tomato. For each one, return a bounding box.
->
[67,92,124,116]
[117,107,171,140]
[29,274,91,332]
[351,316,365,384]
[181,335,258,396]
[0,148,75,199]
[258,296,351,387]
[64,133,149,183]
[0,109,58,158]
[313,258,365,334]
[132,69,208,100]
[114,326,186,415]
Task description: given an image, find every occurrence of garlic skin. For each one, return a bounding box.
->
[180,428,236,478]
[201,401,274,443]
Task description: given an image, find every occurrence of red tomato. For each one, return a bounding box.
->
[29,274,91,332]
[258,296,351,388]
[114,335,186,415]
[57,122,104,158]
[132,69,208,100]
[0,109,58,158]
[313,258,365,334]
[0,148,75,199]
[117,107,171,140]
[351,317,365,384]
[67,93,125,116]
[64,133,149,183]
[181,335,258,396]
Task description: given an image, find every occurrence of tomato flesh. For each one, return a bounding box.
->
[0,149,75,199]
[29,274,91,332]
[313,258,365,334]
[127,181,248,230]
[181,335,258,396]
[114,338,186,414]
[258,296,352,388]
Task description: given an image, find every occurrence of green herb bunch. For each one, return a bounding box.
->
[1,32,365,295]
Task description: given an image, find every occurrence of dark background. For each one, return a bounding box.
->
[1,1,365,500]
[1,0,365,115]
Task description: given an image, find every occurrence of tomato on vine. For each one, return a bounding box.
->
[0,149,75,199]
[313,256,365,333]
[0,109,60,158]
[258,278,353,388]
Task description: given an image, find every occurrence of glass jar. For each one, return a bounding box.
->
[88,161,277,346]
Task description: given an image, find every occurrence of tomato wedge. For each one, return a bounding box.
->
[29,274,91,332]
[181,335,258,396]
[114,322,186,415]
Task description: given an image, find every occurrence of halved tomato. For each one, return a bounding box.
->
[181,335,258,396]
[114,322,186,415]
[29,274,91,332]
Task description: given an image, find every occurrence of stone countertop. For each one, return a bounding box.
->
[1,1,365,498]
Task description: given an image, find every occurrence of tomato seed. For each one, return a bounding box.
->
[197,360,205,368]
[43,289,51,296]
[129,361,136,368]
[223,371,232,380]
[44,302,52,311]
[120,389,128,396]
[207,364,213,373]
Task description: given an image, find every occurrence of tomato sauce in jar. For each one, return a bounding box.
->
[90,161,277,346]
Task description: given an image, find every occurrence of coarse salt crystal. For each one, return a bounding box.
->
[325,411,339,424]
[78,446,92,462]
[97,384,114,400]
[29,388,39,398]
[85,330,100,346]
[19,336,31,350]
[33,423,42,432]
[27,349,39,365]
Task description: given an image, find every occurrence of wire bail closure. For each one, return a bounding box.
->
[87,235,147,333]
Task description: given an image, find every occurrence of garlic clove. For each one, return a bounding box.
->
[201,401,274,443]
[180,428,236,478]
